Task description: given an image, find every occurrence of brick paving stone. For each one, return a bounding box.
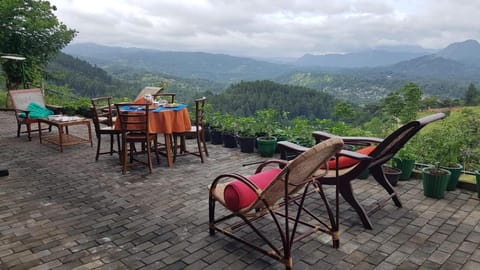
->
[428,249,451,265]
[462,260,480,270]
[440,260,462,270]
[1,110,479,269]
[447,250,470,265]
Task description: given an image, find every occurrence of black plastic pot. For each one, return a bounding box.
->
[222,133,237,148]
[237,136,256,153]
[383,166,402,187]
[210,129,223,145]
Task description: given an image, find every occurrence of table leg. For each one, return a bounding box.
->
[58,125,64,152]
[38,121,43,144]
[164,134,173,167]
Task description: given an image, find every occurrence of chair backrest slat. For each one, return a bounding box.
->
[194,97,206,132]
[91,96,114,131]
[115,103,150,133]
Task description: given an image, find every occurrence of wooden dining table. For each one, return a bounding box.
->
[114,103,191,168]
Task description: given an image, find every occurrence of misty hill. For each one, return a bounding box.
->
[46,52,138,97]
[295,50,427,68]
[62,41,480,103]
[63,43,292,82]
[437,39,480,67]
[387,54,480,80]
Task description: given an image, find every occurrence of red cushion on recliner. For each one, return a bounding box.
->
[326,145,376,169]
[224,168,282,211]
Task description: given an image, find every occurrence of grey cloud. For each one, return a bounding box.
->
[51,0,480,57]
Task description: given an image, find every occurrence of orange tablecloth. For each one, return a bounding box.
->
[147,108,191,134]
[114,104,192,168]
[114,106,191,134]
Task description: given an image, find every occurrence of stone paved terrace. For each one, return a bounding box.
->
[0,110,480,270]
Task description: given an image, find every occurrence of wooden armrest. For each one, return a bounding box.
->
[277,141,309,153]
[277,141,309,161]
[313,131,383,146]
[14,109,30,118]
[254,159,289,173]
[338,149,373,161]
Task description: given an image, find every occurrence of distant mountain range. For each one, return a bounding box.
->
[63,39,480,102]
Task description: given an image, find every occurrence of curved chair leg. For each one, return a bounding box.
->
[371,166,402,207]
[339,180,373,230]
[208,195,216,235]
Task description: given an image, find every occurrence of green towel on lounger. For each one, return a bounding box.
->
[19,102,54,118]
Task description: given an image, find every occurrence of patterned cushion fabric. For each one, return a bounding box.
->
[224,168,282,211]
[326,145,376,169]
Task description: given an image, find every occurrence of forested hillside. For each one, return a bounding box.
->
[46,52,139,98]
[208,80,337,119]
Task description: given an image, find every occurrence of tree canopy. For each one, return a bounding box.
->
[0,0,76,88]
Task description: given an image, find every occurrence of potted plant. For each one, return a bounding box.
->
[208,111,224,145]
[432,124,464,191]
[219,113,237,148]
[255,109,279,157]
[235,116,257,153]
[393,141,417,180]
[382,165,402,187]
[421,164,451,199]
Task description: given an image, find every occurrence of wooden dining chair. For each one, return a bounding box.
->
[91,97,121,161]
[173,97,209,163]
[115,103,160,174]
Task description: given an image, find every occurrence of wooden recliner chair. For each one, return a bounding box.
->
[8,88,63,141]
[209,137,344,270]
[277,113,446,229]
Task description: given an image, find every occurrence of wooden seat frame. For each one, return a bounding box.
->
[91,97,121,161]
[278,113,446,229]
[209,138,344,270]
[173,97,209,162]
[115,103,160,174]
[8,88,63,141]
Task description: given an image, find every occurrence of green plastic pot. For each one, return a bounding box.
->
[422,167,451,199]
[476,171,480,198]
[440,164,463,191]
[358,169,369,179]
[257,136,277,157]
[392,158,415,180]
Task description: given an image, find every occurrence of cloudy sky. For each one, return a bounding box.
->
[50,0,479,58]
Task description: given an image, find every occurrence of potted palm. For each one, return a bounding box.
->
[236,116,257,153]
[255,109,279,157]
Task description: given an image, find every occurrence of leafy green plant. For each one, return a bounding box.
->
[416,116,464,168]
[396,139,418,160]
[235,116,257,138]
[283,117,315,147]
[255,108,279,138]
[218,113,236,134]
